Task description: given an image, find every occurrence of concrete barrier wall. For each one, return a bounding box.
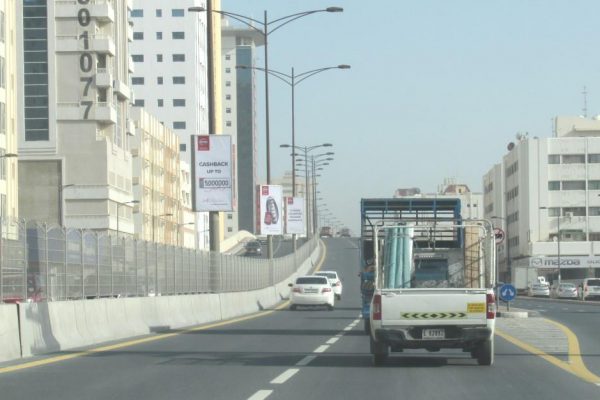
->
[0,304,21,362]
[6,242,322,362]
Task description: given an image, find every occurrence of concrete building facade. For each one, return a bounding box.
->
[0,0,18,221]
[17,0,136,233]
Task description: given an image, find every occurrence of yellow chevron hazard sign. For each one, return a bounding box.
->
[400,312,467,320]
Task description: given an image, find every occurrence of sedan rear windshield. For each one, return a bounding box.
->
[296,277,328,285]
[587,279,600,287]
[559,283,575,288]
[316,273,337,279]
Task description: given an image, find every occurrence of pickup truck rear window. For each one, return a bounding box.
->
[587,279,600,286]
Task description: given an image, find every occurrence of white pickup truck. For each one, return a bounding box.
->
[368,221,496,366]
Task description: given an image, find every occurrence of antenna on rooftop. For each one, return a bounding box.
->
[582,86,588,118]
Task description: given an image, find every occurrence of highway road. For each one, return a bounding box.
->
[1,238,600,399]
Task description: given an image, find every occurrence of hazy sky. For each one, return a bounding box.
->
[224,0,600,232]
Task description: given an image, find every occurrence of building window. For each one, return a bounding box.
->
[156,54,163,62]
[131,77,145,85]
[548,181,560,191]
[134,99,145,106]
[563,207,586,216]
[589,181,600,190]
[589,154,600,163]
[173,76,185,84]
[562,180,586,190]
[505,161,518,177]
[172,9,185,17]
[173,121,186,129]
[173,99,186,107]
[133,32,144,40]
[548,207,560,217]
[225,81,231,87]
[548,154,560,164]
[156,9,162,17]
[179,143,187,152]
[225,67,231,73]
[173,54,185,62]
[132,54,144,62]
[589,207,600,216]
[226,107,231,113]
[590,233,600,241]
[131,9,144,17]
[225,54,231,60]
[226,121,232,127]
[172,32,185,39]
[0,57,4,88]
[562,154,585,164]
[227,227,233,232]
[157,77,163,85]
[156,32,163,40]
[158,99,164,107]
[225,94,231,100]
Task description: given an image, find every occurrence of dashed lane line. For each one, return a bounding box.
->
[326,337,339,345]
[247,390,273,400]
[314,345,330,353]
[295,355,317,366]
[270,369,299,385]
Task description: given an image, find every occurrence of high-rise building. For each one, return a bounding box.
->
[483,117,600,282]
[221,19,263,236]
[0,0,18,222]
[129,0,219,247]
[17,0,136,233]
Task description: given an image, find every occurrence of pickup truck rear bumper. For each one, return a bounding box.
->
[374,326,492,350]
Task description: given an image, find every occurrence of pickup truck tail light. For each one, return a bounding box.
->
[486,293,496,319]
[372,294,382,320]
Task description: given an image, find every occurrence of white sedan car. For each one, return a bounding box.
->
[528,283,550,297]
[552,283,578,299]
[314,271,343,300]
[289,276,335,310]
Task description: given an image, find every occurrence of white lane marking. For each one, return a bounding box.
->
[296,355,317,366]
[248,390,273,400]
[336,333,344,337]
[314,345,329,353]
[270,369,299,384]
[326,337,339,345]
[343,326,353,331]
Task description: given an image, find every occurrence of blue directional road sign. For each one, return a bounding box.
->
[500,284,516,301]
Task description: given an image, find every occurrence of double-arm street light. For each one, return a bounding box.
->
[237,64,349,195]
[189,3,343,258]
[152,213,173,243]
[281,144,333,237]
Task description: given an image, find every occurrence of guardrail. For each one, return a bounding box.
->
[0,219,317,303]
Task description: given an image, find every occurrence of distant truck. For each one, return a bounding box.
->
[512,266,547,294]
[360,198,496,366]
[339,228,351,237]
[319,226,333,237]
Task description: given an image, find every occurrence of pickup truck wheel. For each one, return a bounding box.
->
[370,336,388,366]
[363,319,371,335]
[290,304,297,311]
[476,338,494,366]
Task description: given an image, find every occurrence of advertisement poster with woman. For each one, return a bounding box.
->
[259,185,283,235]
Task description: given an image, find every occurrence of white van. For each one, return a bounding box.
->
[581,278,600,301]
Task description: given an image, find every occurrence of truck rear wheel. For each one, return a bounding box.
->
[476,338,494,366]
[370,336,388,366]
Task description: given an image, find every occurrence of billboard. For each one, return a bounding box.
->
[259,185,283,235]
[285,197,305,234]
[192,135,233,211]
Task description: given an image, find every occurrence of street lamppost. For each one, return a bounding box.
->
[190,3,343,259]
[297,153,333,235]
[176,222,195,247]
[539,206,562,286]
[152,213,173,243]
[116,200,139,239]
[490,216,509,285]
[283,144,333,237]
[237,64,349,195]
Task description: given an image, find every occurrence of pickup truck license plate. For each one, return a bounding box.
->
[422,328,445,340]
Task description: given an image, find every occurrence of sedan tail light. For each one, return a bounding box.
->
[292,287,303,293]
[322,287,332,293]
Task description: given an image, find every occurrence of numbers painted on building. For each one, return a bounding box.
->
[77,0,95,119]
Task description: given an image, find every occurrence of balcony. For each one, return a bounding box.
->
[56,35,116,56]
[128,56,135,73]
[55,0,115,23]
[95,68,113,87]
[126,119,136,136]
[113,79,131,100]
[57,102,116,124]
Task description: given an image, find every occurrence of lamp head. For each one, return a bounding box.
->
[326,7,344,12]
[188,7,206,12]
[337,64,351,69]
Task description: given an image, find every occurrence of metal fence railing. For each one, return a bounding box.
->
[0,219,317,303]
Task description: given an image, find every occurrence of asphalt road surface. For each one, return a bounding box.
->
[1,238,600,400]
